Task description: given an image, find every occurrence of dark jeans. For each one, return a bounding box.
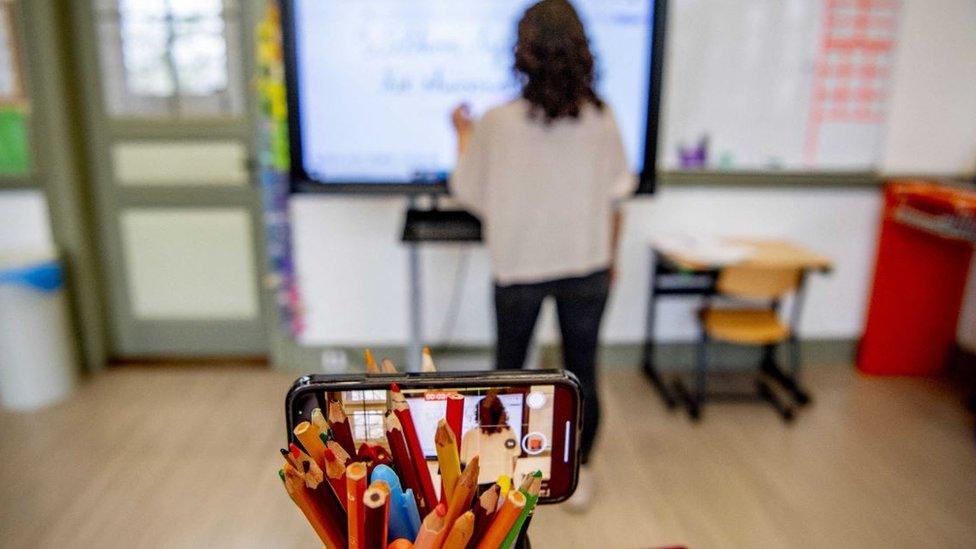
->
[494,269,610,465]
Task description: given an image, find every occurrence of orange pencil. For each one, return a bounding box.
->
[294,420,328,468]
[414,503,448,549]
[385,411,426,516]
[328,400,358,458]
[442,511,475,549]
[363,482,390,549]
[434,456,479,547]
[388,540,414,549]
[475,490,526,549]
[390,383,438,511]
[300,460,348,538]
[347,462,368,549]
[421,347,437,372]
[365,348,380,374]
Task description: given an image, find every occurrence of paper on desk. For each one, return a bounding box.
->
[652,233,756,266]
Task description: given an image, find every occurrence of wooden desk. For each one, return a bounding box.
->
[640,238,833,419]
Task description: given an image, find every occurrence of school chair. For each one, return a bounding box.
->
[685,265,806,422]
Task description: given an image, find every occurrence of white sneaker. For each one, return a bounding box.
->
[564,466,594,513]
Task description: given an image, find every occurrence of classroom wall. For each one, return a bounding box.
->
[880,0,976,175]
[292,187,883,347]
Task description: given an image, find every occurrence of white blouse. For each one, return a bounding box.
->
[450,99,636,285]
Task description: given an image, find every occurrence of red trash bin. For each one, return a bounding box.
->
[858,181,976,376]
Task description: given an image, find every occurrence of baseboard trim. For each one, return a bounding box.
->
[271,338,858,374]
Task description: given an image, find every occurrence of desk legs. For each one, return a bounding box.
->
[641,249,677,409]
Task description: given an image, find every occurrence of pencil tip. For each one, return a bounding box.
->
[302,461,311,473]
[436,502,447,517]
[390,381,400,392]
[289,443,301,458]
[323,447,335,461]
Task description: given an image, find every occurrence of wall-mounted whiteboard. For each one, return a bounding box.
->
[661,0,901,172]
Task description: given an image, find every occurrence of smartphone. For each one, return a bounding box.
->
[285,369,582,504]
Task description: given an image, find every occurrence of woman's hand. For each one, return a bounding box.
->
[451,103,474,156]
[451,103,474,134]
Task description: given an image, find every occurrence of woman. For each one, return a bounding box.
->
[450,0,635,511]
[459,391,520,486]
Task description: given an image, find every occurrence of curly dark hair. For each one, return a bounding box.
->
[477,390,510,435]
[514,0,603,123]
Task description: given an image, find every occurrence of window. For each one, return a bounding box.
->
[94,0,243,117]
[351,410,386,442]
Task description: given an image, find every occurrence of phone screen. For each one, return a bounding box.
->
[290,376,579,502]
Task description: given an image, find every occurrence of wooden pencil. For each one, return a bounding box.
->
[280,447,300,470]
[363,482,390,549]
[294,420,328,469]
[283,462,346,548]
[322,446,348,510]
[474,490,525,549]
[442,511,475,549]
[499,474,541,549]
[469,484,500,547]
[365,348,380,374]
[385,411,427,516]
[435,455,479,548]
[388,540,414,549]
[327,439,352,465]
[347,461,369,549]
[444,393,464,454]
[381,358,398,373]
[495,476,512,513]
[414,503,448,549]
[311,407,330,435]
[300,459,348,537]
[390,383,438,511]
[328,399,358,457]
[421,347,437,372]
[434,419,462,503]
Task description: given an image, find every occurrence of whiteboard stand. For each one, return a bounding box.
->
[401,195,484,372]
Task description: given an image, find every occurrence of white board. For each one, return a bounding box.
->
[661,0,901,171]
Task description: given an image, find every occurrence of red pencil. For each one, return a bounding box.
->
[322,446,348,510]
[385,410,427,516]
[390,383,438,512]
[363,481,390,549]
[347,461,368,549]
[328,399,358,458]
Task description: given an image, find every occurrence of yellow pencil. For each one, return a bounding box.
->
[442,511,475,549]
[365,348,380,374]
[434,419,462,502]
[294,421,327,469]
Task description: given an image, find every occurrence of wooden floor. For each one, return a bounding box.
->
[1,363,973,548]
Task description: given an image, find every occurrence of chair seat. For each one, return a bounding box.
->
[702,309,790,345]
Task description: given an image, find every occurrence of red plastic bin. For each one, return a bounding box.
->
[858,181,976,376]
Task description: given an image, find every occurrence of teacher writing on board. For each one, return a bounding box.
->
[449,0,635,512]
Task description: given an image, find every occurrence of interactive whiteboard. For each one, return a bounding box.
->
[285,0,664,193]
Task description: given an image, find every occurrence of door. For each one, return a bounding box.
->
[71,0,266,357]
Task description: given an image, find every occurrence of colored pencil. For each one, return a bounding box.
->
[474,490,525,549]
[322,446,348,510]
[434,419,461,503]
[347,461,368,549]
[327,439,352,465]
[390,383,438,512]
[499,474,541,549]
[444,393,464,454]
[435,455,479,548]
[301,459,348,535]
[311,407,330,435]
[280,447,300,470]
[442,511,475,549]
[365,348,380,374]
[385,410,427,515]
[469,484,500,547]
[495,476,512,512]
[363,482,390,549]
[414,503,448,549]
[283,463,346,548]
[294,420,328,468]
[388,540,414,549]
[328,399,358,457]
[372,464,420,541]
[421,347,437,372]
[381,358,398,373]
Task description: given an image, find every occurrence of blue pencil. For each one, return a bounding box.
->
[371,464,420,541]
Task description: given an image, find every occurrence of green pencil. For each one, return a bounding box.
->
[499,471,542,549]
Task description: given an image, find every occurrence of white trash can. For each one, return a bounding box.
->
[0,252,78,411]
